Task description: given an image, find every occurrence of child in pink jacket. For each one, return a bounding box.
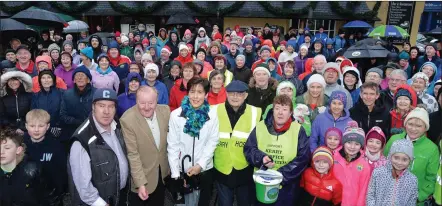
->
[333,121,371,206]
[364,126,388,173]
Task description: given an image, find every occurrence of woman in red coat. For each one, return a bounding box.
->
[300,146,343,206]
[169,62,197,111]
[206,70,226,105]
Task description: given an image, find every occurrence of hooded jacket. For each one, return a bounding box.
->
[141,79,169,105]
[294,54,309,77]
[207,86,226,105]
[281,63,305,96]
[168,79,188,111]
[244,108,310,205]
[243,47,258,69]
[0,70,33,131]
[107,41,131,81]
[32,55,68,93]
[194,27,211,53]
[418,62,440,96]
[390,85,418,135]
[299,58,314,81]
[117,72,142,117]
[310,107,352,152]
[342,66,362,104]
[350,99,391,139]
[384,132,439,204]
[165,30,180,59]
[88,35,103,61]
[416,53,440,79]
[333,148,371,206]
[15,60,38,78]
[246,77,278,112]
[265,57,282,81]
[156,28,169,48]
[366,141,418,206]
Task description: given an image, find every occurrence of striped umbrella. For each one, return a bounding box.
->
[368,25,410,38]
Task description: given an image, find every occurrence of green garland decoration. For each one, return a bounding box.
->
[184,2,245,16]
[109,1,169,15]
[258,2,318,17]
[0,2,34,14]
[49,2,97,14]
[329,1,382,20]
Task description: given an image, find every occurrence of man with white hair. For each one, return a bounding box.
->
[322,62,353,109]
[302,54,327,88]
[379,69,408,111]
[365,67,384,86]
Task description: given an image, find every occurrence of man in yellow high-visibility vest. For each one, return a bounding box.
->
[213,80,261,206]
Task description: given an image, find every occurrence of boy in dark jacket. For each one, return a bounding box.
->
[24,109,67,206]
[1,127,46,206]
[300,146,343,206]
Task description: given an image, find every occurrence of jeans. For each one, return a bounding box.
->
[216,181,253,206]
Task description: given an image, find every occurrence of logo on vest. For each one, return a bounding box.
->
[40,153,53,162]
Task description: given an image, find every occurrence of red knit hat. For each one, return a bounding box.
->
[339,59,353,73]
[280,41,287,46]
[142,38,149,45]
[200,43,208,51]
[115,31,121,37]
[365,126,386,147]
[312,146,334,166]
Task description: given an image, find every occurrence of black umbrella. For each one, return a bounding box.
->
[91,32,115,39]
[0,10,9,18]
[344,43,390,59]
[166,12,196,25]
[0,18,38,41]
[357,38,387,46]
[11,6,67,28]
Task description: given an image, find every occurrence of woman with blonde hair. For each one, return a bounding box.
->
[296,74,329,121]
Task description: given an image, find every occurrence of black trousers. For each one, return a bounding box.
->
[198,168,214,206]
[129,168,165,206]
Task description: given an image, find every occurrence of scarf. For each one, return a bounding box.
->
[365,149,381,162]
[109,55,121,67]
[97,66,113,75]
[274,117,292,133]
[181,96,210,138]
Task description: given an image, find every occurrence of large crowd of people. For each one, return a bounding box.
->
[0,23,441,206]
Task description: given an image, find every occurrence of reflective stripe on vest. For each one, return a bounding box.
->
[214,103,261,175]
[256,121,300,170]
[224,71,232,86]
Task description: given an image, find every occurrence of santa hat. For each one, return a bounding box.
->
[161,45,172,55]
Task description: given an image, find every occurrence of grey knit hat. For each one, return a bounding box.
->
[388,139,414,160]
[366,67,383,78]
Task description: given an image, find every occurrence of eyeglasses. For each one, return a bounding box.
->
[389,78,405,83]
[227,92,246,97]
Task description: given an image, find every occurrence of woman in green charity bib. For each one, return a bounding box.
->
[244,95,310,206]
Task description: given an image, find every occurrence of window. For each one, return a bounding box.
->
[293,19,336,37]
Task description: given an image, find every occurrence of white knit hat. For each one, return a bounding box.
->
[144,63,159,77]
[411,72,430,88]
[121,35,129,43]
[404,107,430,131]
[179,44,189,51]
[307,74,326,89]
[388,139,414,161]
[253,66,270,77]
[300,43,309,51]
[276,81,295,95]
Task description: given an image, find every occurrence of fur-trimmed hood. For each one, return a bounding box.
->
[248,76,279,90]
[1,70,33,96]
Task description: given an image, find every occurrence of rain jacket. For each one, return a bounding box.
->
[384,132,440,205]
[168,79,188,111]
[107,41,131,81]
[416,54,440,80]
[225,50,240,70]
[418,62,440,96]
[117,72,142,117]
[243,48,257,69]
[244,109,310,205]
[333,35,346,51]
[294,55,309,77]
[232,65,252,85]
[333,148,371,206]
[119,45,133,60]
[310,108,352,152]
[15,60,38,77]
[31,85,64,128]
[299,58,314,81]
[32,55,67,93]
[156,28,168,48]
[266,58,282,81]
[141,80,169,105]
[207,86,226,105]
[167,105,219,179]
[0,70,33,131]
[194,27,211,53]
[323,39,336,62]
[54,64,77,89]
